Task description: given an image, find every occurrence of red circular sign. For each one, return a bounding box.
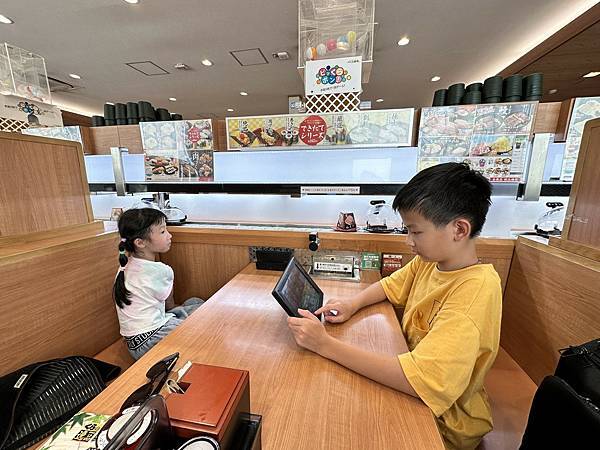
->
[298,115,327,146]
[188,126,201,143]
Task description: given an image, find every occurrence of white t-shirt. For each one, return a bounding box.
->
[115,256,175,337]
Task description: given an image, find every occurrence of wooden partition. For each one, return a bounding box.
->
[0,230,121,376]
[501,236,600,384]
[164,227,515,302]
[0,131,93,237]
[550,118,600,259]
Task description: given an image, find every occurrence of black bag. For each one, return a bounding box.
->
[0,356,120,450]
[555,338,600,408]
[520,375,600,449]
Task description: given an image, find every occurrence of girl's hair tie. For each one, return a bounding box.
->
[119,250,126,255]
[120,238,127,243]
[118,266,126,272]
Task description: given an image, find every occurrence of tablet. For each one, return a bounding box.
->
[271,257,323,319]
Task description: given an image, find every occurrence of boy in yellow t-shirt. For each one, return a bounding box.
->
[287,162,502,450]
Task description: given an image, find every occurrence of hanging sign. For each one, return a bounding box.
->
[0,94,62,126]
[305,56,362,95]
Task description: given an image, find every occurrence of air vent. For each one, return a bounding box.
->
[126,61,170,76]
[47,76,80,93]
[230,48,269,66]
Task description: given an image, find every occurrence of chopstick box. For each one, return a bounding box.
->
[166,363,250,449]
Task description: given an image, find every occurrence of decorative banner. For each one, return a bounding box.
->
[305,56,362,95]
[560,97,600,181]
[22,125,82,143]
[226,109,414,150]
[140,119,214,181]
[418,102,538,182]
[0,94,62,127]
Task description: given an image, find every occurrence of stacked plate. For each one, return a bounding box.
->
[103,103,116,126]
[156,108,171,121]
[503,74,523,102]
[91,115,105,127]
[483,76,503,103]
[114,103,127,125]
[126,102,139,125]
[446,83,465,105]
[430,72,544,108]
[432,89,447,106]
[524,73,544,101]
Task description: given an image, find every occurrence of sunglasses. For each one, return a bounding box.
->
[120,352,179,411]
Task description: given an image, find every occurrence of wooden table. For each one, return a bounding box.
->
[85,264,444,449]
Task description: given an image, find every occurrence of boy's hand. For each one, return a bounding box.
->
[287,309,331,354]
[315,298,357,323]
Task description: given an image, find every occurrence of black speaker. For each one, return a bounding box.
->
[256,250,293,271]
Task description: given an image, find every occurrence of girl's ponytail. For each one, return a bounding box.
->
[113,238,132,308]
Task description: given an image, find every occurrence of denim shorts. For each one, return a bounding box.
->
[124,297,203,360]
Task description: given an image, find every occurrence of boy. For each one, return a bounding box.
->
[288,163,502,450]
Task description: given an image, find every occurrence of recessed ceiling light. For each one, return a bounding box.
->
[0,14,14,24]
[169,97,177,102]
[68,73,81,80]
[431,76,441,82]
[397,37,410,46]
[582,71,600,78]
[376,98,384,103]
[227,108,234,112]
[123,0,140,4]
[240,91,248,96]
[201,59,213,66]
[548,89,558,94]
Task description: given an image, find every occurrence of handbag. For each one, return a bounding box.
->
[0,356,120,450]
[519,375,600,449]
[555,338,600,407]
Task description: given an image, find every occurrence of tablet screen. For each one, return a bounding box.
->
[272,258,323,317]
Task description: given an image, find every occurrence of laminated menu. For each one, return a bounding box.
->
[560,97,600,181]
[226,109,415,150]
[39,412,112,450]
[418,102,537,182]
[140,119,214,181]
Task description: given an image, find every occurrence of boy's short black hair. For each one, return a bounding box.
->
[392,162,492,237]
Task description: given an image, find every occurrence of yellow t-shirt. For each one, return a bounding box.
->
[380,256,502,450]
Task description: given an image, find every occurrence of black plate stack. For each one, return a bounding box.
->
[446,83,465,105]
[503,74,523,102]
[156,108,171,121]
[91,115,105,127]
[126,102,139,125]
[114,103,127,125]
[483,76,503,103]
[103,103,116,126]
[432,89,447,107]
[138,101,155,122]
[523,73,544,101]
[462,83,483,104]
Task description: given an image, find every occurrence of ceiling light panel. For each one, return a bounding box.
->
[230,48,269,66]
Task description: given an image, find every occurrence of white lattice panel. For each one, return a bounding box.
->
[305,92,361,113]
[0,117,30,133]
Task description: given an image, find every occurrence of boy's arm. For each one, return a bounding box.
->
[352,281,389,310]
[290,309,418,398]
[319,330,418,397]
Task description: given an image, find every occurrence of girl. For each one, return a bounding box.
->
[113,208,203,360]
